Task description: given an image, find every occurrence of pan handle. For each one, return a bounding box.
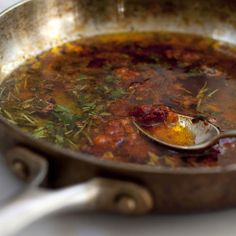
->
[0,180,103,236]
[0,147,153,236]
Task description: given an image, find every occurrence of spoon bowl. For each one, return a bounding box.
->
[133,114,236,151]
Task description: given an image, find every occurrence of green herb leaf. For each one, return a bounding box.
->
[33,127,47,138]
[81,102,97,112]
[105,75,118,84]
[54,105,70,113]
[78,74,88,81]
[109,88,127,99]
[55,134,64,144]
[53,105,78,124]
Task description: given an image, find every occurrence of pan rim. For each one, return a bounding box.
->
[0,0,32,19]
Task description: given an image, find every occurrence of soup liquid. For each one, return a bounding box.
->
[1,32,236,168]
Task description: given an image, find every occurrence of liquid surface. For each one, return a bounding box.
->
[1,32,236,168]
[148,123,196,146]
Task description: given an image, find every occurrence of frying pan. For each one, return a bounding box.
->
[0,0,236,235]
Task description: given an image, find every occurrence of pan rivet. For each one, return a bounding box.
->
[116,195,137,213]
[12,160,30,181]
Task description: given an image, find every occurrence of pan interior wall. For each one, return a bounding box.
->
[0,0,236,79]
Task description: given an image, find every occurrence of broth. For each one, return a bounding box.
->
[1,32,236,167]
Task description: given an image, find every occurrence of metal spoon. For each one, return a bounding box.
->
[133,114,236,151]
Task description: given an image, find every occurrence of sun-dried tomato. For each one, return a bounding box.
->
[130,105,170,126]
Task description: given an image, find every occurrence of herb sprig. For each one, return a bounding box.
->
[196,82,219,112]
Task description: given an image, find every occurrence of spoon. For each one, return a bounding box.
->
[133,114,236,151]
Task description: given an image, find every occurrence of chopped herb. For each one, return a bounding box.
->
[45,121,54,130]
[196,82,219,112]
[54,105,71,113]
[74,119,89,138]
[66,138,78,148]
[109,88,127,99]
[33,127,47,138]
[53,105,78,124]
[95,84,112,95]
[105,75,118,84]
[100,112,111,116]
[78,74,88,81]
[0,87,6,99]
[55,134,64,144]
[81,102,97,112]
[208,89,219,97]
[148,152,160,165]
[83,132,94,145]
[180,87,192,94]
[186,72,203,77]
[2,109,14,120]
[20,113,36,125]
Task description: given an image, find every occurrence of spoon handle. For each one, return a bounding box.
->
[185,130,236,151]
[219,130,236,139]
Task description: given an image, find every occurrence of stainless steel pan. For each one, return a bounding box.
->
[0,0,236,235]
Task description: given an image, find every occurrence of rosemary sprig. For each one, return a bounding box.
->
[196,82,219,112]
[83,131,94,145]
[196,82,208,111]
[208,89,219,98]
[74,119,90,138]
